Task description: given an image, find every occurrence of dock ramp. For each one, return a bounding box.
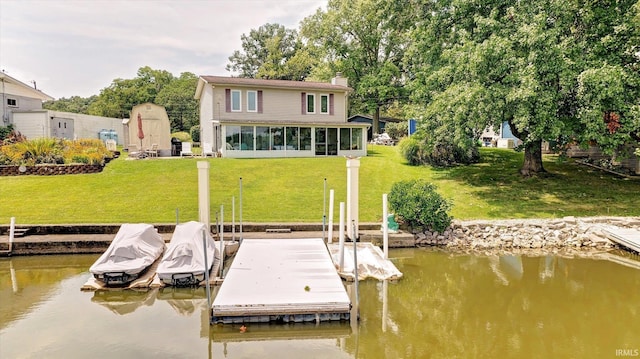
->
[602,225,640,253]
[211,238,351,324]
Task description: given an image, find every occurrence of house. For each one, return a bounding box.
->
[194,74,369,158]
[125,103,172,156]
[1,72,53,125]
[480,121,522,148]
[348,114,404,140]
[2,72,125,144]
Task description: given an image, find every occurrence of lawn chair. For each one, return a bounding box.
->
[202,142,215,157]
[128,144,140,158]
[180,142,194,157]
[145,143,159,158]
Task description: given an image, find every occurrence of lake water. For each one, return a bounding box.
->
[1,249,639,358]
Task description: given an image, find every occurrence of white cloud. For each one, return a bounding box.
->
[0,0,325,99]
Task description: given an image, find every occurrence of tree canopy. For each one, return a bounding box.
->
[226,23,315,80]
[404,0,640,175]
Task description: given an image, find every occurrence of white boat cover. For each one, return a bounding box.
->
[90,223,165,276]
[156,221,219,283]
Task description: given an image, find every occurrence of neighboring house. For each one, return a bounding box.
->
[1,72,53,125]
[2,72,125,144]
[480,121,522,148]
[125,103,172,156]
[348,114,403,140]
[11,110,125,145]
[194,74,369,158]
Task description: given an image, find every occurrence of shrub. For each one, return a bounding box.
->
[0,125,14,141]
[0,138,111,166]
[388,179,453,233]
[398,137,424,165]
[190,125,200,143]
[171,131,191,142]
[385,121,408,141]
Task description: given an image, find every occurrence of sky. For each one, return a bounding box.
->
[0,0,326,99]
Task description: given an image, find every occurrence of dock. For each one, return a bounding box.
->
[602,225,640,253]
[211,238,351,324]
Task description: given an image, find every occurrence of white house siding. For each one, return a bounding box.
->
[199,84,215,148]
[11,111,48,139]
[12,110,124,144]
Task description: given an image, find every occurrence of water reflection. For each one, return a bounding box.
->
[91,289,158,315]
[1,250,639,359]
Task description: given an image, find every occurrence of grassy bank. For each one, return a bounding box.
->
[0,145,638,225]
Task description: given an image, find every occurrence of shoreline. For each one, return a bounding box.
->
[1,216,638,256]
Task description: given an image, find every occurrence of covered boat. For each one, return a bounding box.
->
[89,223,165,286]
[156,221,218,286]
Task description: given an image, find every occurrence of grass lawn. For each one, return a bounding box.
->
[0,145,638,225]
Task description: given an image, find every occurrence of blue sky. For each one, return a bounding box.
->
[0,0,325,99]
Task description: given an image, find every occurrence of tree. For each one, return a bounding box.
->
[405,0,640,176]
[155,72,199,131]
[300,0,416,133]
[88,66,174,118]
[43,95,97,114]
[226,23,314,80]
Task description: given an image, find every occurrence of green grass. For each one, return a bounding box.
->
[0,145,638,225]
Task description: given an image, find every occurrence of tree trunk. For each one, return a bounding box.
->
[520,139,546,176]
[373,106,380,135]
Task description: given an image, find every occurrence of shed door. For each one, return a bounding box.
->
[50,118,74,140]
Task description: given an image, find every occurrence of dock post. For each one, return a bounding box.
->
[352,220,359,314]
[197,161,211,230]
[338,202,345,272]
[346,157,360,241]
[202,229,212,316]
[382,193,389,259]
[239,177,243,244]
[9,217,15,254]
[328,189,335,243]
[323,178,327,242]
[219,205,224,278]
[232,196,235,242]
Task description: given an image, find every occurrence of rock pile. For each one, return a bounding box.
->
[414,216,640,250]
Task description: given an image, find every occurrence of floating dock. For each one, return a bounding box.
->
[211,238,351,324]
[602,226,640,253]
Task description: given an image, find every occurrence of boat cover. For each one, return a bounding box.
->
[90,223,165,276]
[156,221,219,282]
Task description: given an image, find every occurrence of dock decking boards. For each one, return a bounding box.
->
[211,238,351,324]
[602,226,640,253]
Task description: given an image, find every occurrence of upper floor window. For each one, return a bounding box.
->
[7,98,17,107]
[320,94,329,114]
[231,90,241,112]
[306,93,315,114]
[247,90,257,112]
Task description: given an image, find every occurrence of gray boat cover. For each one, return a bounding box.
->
[90,223,165,276]
[156,221,219,281]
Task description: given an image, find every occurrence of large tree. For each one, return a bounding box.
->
[226,23,314,80]
[300,0,416,133]
[155,72,199,131]
[406,0,640,176]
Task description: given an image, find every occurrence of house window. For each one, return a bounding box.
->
[339,128,363,150]
[256,126,270,150]
[300,127,312,150]
[247,91,257,112]
[7,98,17,107]
[306,93,315,114]
[226,126,241,149]
[240,126,255,150]
[320,94,329,114]
[231,90,241,112]
[271,127,284,149]
[285,127,299,150]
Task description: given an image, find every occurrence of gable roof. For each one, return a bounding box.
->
[0,72,54,101]
[195,76,351,99]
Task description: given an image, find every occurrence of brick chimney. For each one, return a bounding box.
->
[331,72,348,87]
